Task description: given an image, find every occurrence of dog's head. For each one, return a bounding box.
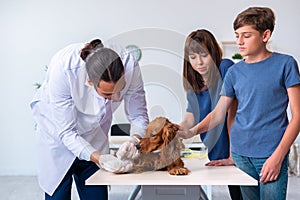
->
[138,117,180,154]
[133,117,189,174]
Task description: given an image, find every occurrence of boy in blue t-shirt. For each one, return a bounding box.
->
[179,7,300,200]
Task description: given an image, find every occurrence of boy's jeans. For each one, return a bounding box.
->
[232,152,288,200]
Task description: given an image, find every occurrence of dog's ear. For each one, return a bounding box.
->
[160,121,181,167]
[162,121,178,146]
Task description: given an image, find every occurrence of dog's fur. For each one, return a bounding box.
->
[288,143,300,177]
[132,117,190,175]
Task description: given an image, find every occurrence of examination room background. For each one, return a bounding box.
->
[0,0,299,176]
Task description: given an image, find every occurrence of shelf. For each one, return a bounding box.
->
[220,41,238,59]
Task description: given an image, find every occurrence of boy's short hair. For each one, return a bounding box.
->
[233,7,275,34]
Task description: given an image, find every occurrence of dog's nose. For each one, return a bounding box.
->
[136,144,141,150]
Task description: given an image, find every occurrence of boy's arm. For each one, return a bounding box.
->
[195,95,234,134]
[179,112,195,129]
[179,96,233,139]
[260,84,300,183]
[276,85,300,159]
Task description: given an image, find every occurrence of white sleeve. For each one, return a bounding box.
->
[123,57,149,137]
[48,52,93,160]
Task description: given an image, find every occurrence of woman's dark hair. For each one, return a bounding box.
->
[85,47,124,88]
[80,39,104,61]
[183,29,222,93]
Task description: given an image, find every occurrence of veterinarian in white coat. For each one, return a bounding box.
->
[30,39,148,199]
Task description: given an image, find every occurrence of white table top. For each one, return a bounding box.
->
[86,158,257,186]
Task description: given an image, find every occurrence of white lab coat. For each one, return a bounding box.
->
[30,43,148,195]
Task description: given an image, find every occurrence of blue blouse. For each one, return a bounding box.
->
[186,59,234,160]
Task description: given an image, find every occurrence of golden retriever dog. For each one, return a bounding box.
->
[133,117,190,175]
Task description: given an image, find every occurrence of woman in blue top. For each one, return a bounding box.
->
[179,29,241,200]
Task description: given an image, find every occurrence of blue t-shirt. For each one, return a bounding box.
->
[222,52,300,158]
[186,59,234,160]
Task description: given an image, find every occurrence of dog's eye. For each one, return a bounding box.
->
[150,133,156,138]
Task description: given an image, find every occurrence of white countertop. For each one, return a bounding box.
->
[86,158,257,186]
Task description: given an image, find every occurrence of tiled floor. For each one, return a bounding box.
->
[0,175,299,199]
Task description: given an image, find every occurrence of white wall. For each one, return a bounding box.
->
[1,0,299,175]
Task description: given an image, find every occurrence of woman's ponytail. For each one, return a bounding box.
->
[80,39,104,61]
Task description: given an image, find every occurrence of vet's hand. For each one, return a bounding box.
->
[116,136,140,160]
[177,126,197,139]
[205,158,235,166]
[99,154,133,173]
[259,154,282,184]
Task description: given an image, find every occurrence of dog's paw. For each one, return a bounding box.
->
[168,167,190,175]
